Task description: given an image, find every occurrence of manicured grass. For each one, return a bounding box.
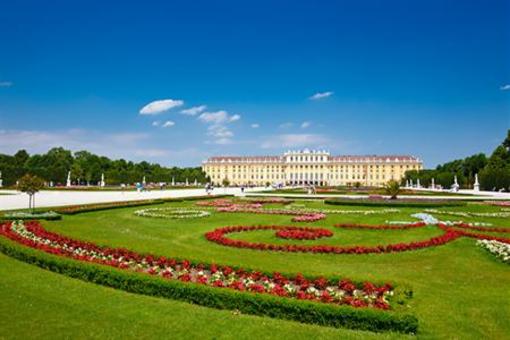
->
[1,198,510,338]
[0,253,399,339]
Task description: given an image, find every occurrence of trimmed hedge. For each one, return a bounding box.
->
[324,199,466,208]
[0,212,62,221]
[0,236,417,334]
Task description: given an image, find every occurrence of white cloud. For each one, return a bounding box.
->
[198,110,229,124]
[261,134,329,149]
[208,125,233,138]
[181,105,207,116]
[198,110,241,124]
[0,129,148,159]
[501,84,510,91]
[251,123,260,128]
[152,121,160,127]
[139,99,184,115]
[198,110,240,144]
[0,129,213,166]
[309,91,333,100]
[162,121,175,128]
[279,122,294,129]
[301,121,311,129]
[0,81,13,87]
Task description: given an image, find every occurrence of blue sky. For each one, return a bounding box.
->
[0,0,509,167]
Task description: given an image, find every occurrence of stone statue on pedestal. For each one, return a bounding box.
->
[66,171,71,187]
[451,175,460,192]
[474,174,480,192]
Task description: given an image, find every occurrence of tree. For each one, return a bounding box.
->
[384,180,401,199]
[503,130,510,150]
[222,178,230,187]
[17,174,45,212]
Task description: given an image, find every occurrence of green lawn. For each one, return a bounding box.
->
[1,198,509,339]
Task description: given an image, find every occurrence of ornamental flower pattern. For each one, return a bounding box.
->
[206,221,510,254]
[0,221,394,310]
[196,198,400,223]
[335,222,427,230]
[425,209,510,219]
[134,208,211,219]
[275,227,333,240]
[477,239,510,263]
[205,224,462,254]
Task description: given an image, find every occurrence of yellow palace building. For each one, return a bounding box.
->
[202,149,423,187]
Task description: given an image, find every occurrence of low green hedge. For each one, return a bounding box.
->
[324,199,466,208]
[0,237,417,334]
[0,211,62,221]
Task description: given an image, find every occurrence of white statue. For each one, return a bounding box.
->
[66,171,71,187]
[142,176,146,186]
[100,173,105,187]
[409,179,413,188]
[474,173,480,192]
[405,179,410,188]
[431,178,435,189]
[451,175,460,192]
[0,170,3,188]
[416,179,421,188]
[171,177,175,186]
[194,178,198,186]
[185,178,189,186]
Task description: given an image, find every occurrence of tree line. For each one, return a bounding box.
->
[404,130,510,191]
[0,147,208,187]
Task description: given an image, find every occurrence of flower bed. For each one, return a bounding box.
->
[291,208,401,215]
[0,221,396,310]
[425,209,510,219]
[215,205,329,222]
[444,222,510,234]
[134,208,210,219]
[1,211,61,221]
[291,213,327,222]
[196,199,236,208]
[335,222,427,230]
[484,201,510,207]
[0,223,417,333]
[276,227,333,240]
[477,239,510,264]
[242,198,293,205]
[205,225,460,254]
[325,199,466,208]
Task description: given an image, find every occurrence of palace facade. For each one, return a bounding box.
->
[202,149,423,187]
